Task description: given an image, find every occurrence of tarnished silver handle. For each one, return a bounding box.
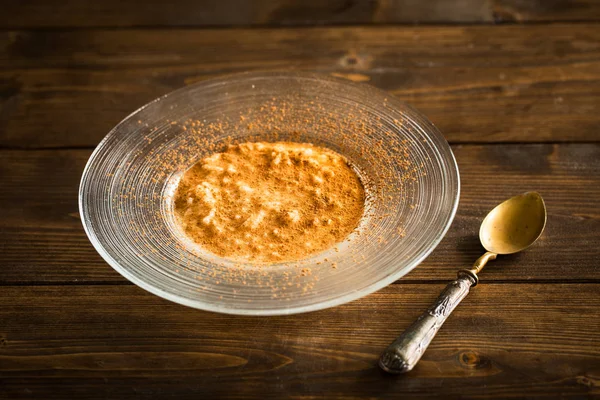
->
[379,271,477,374]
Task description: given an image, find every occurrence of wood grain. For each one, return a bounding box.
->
[4,0,600,28]
[1,24,599,148]
[1,0,494,29]
[0,284,598,399]
[493,0,600,22]
[1,143,598,284]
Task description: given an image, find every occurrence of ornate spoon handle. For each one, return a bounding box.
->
[379,271,477,374]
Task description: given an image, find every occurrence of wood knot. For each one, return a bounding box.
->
[0,336,6,347]
[345,56,358,65]
[459,351,489,369]
[339,51,372,70]
[576,375,597,388]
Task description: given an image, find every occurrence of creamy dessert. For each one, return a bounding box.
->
[173,142,365,263]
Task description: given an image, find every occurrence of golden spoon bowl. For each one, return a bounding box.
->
[480,192,547,255]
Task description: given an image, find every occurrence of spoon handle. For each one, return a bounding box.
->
[379,271,477,374]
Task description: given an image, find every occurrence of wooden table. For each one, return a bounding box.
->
[1,1,599,398]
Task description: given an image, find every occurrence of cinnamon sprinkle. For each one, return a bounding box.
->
[173,142,365,263]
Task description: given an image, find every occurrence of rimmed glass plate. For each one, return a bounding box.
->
[79,71,459,315]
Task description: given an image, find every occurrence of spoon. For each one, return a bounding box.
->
[379,192,547,374]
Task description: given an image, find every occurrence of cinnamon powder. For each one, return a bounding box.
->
[173,141,365,263]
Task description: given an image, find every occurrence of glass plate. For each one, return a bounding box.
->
[79,71,460,315]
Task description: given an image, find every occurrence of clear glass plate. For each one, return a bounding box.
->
[79,71,460,315]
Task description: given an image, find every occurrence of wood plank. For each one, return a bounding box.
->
[1,24,599,148]
[1,0,493,29]
[493,0,600,22]
[1,143,598,284]
[5,0,600,28]
[0,284,598,399]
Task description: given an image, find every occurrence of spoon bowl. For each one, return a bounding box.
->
[480,192,547,255]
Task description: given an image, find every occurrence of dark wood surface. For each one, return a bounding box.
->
[4,0,600,28]
[1,284,598,399]
[493,0,600,22]
[1,2,599,399]
[3,24,600,148]
[1,0,493,28]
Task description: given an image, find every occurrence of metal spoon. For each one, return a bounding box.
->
[379,192,547,374]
